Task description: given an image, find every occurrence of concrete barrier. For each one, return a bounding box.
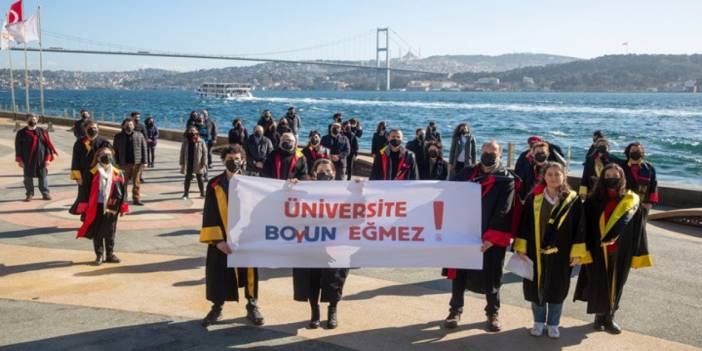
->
[5,111,701,209]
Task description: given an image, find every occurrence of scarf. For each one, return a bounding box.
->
[98,164,113,212]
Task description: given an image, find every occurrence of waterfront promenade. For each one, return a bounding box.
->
[0,117,701,350]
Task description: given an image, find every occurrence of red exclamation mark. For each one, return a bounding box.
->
[433,201,444,241]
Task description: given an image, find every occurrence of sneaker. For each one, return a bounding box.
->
[246,303,265,326]
[201,306,222,327]
[547,325,560,339]
[105,254,121,263]
[486,314,502,332]
[443,310,461,329]
[23,195,32,202]
[42,194,52,200]
[94,255,103,266]
[182,194,189,200]
[530,322,545,336]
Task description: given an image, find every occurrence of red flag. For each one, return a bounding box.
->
[7,0,21,24]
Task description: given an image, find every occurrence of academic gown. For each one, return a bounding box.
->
[76,166,129,239]
[443,165,515,294]
[369,146,419,181]
[199,172,259,303]
[292,268,349,303]
[579,152,620,196]
[69,136,111,215]
[514,188,586,305]
[15,127,57,177]
[573,190,652,314]
[261,148,308,180]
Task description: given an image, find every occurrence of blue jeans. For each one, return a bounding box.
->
[24,172,49,197]
[531,302,563,326]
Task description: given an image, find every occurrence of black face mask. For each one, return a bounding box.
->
[310,138,320,145]
[389,139,402,147]
[28,120,36,127]
[254,131,262,137]
[331,128,340,135]
[604,177,619,189]
[124,127,134,134]
[597,145,608,154]
[428,150,439,158]
[417,135,425,142]
[225,159,242,173]
[316,172,334,181]
[99,155,112,165]
[629,151,642,161]
[280,141,294,152]
[481,152,498,167]
[87,129,98,138]
[534,152,548,163]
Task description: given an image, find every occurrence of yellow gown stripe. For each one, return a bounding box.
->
[247,267,255,297]
[533,194,543,291]
[513,238,527,253]
[570,243,587,258]
[631,255,653,269]
[70,170,82,180]
[214,185,228,233]
[199,226,224,243]
[599,191,640,242]
[578,185,588,196]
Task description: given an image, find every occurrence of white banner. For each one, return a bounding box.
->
[226,175,483,269]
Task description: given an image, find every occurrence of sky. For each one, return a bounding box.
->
[5,0,702,72]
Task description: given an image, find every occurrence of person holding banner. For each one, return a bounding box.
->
[443,140,515,332]
[513,162,586,338]
[302,130,329,176]
[421,141,448,180]
[574,163,651,335]
[261,132,307,180]
[369,129,419,181]
[200,145,264,327]
[292,158,350,329]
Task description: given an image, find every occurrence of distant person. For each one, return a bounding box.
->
[265,121,279,147]
[261,132,307,180]
[574,163,651,335]
[406,128,427,175]
[514,136,567,184]
[421,141,448,180]
[200,145,264,327]
[144,116,159,168]
[257,110,275,131]
[70,120,112,217]
[443,140,515,332]
[514,162,586,339]
[425,121,441,143]
[448,123,476,177]
[621,142,658,218]
[180,126,208,199]
[228,118,248,146]
[15,114,58,201]
[302,130,329,176]
[371,121,389,157]
[130,111,147,139]
[186,110,199,129]
[244,125,274,176]
[369,129,419,180]
[321,122,350,180]
[327,112,344,133]
[112,118,147,206]
[73,109,91,139]
[277,117,293,138]
[75,146,128,266]
[586,130,606,157]
[580,138,620,196]
[194,114,211,165]
[202,110,218,168]
[293,158,349,329]
[344,118,363,180]
[515,140,565,202]
[283,106,302,138]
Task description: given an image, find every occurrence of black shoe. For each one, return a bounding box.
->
[133,200,144,206]
[246,302,265,326]
[604,314,622,334]
[444,310,461,329]
[327,305,338,329]
[95,255,103,266]
[23,195,32,202]
[202,306,223,327]
[105,254,120,263]
[308,304,320,329]
[594,315,606,331]
[42,194,52,200]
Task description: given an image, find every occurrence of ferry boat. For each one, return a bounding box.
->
[197,83,253,99]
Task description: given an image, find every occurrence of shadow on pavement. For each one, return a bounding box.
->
[0,226,76,238]
[0,260,93,277]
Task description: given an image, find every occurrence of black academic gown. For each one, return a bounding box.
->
[579,152,620,196]
[514,189,585,305]
[76,165,128,240]
[69,136,111,215]
[200,172,259,303]
[369,146,419,181]
[443,165,515,294]
[573,190,652,314]
[15,127,57,177]
[292,268,349,303]
[421,157,449,180]
[261,148,308,180]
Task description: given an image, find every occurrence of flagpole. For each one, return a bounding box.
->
[7,41,17,114]
[21,0,28,114]
[37,6,43,117]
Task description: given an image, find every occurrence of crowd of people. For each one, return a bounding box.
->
[13,106,657,338]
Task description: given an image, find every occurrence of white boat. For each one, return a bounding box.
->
[197,83,253,99]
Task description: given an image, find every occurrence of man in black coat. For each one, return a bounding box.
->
[369,129,419,181]
[283,106,302,138]
[202,109,218,168]
[244,125,274,175]
[73,109,91,139]
[261,132,307,180]
[406,128,427,176]
[343,118,363,180]
[321,122,350,180]
[113,118,147,205]
[15,114,58,201]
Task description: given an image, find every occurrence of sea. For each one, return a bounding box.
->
[2,90,701,186]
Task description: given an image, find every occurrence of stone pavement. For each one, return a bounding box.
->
[0,117,701,350]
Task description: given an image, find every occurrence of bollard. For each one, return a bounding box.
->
[13,121,20,132]
[567,145,572,168]
[47,121,54,132]
[63,108,67,117]
[100,112,104,121]
[507,142,515,169]
[111,113,115,123]
[72,108,76,118]
[164,115,169,129]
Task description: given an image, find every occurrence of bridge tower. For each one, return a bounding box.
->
[376,28,390,91]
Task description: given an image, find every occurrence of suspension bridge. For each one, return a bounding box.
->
[10,27,449,91]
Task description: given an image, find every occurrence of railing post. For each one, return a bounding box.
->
[567,145,572,168]
[507,142,515,169]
